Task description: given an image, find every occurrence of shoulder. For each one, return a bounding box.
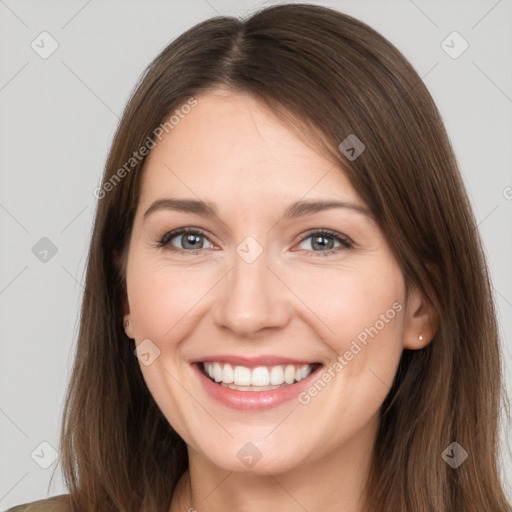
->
[5,494,71,512]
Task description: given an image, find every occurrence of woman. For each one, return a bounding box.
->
[8,3,511,511]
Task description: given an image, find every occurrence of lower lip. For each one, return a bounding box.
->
[192,363,322,411]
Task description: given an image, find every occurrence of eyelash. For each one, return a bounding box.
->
[156,228,353,257]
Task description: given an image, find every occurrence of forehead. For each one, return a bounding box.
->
[139,89,362,209]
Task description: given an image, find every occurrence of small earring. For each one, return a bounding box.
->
[418,334,424,341]
[124,319,129,329]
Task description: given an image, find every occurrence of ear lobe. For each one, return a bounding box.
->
[403,285,438,350]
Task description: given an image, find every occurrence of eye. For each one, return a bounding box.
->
[157,228,214,254]
[295,229,352,256]
[156,227,352,257]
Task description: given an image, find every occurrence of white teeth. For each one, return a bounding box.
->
[202,362,315,388]
[270,365,285,385]
[222,362,234,383]
[233,365,251,386]
[213,362,223,382]
[251,366,270,386]
[284,365,296,384]
[220,383,285,391]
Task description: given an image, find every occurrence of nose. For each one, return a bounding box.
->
[212,244,292,338]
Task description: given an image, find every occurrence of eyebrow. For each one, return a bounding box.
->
[143,198,372,222]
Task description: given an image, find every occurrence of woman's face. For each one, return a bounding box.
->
[123,88,425,475]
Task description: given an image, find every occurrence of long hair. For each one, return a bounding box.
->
[53,4,511,511]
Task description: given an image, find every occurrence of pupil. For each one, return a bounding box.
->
[184,234,202,249]
[313,235,332,250]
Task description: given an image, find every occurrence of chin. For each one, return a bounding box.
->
[192,435,309,476]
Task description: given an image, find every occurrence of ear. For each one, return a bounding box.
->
[403,284,438,350]
[113,248,134,339]
[123,296,135,339]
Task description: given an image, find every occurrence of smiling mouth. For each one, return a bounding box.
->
[198,361,322,392]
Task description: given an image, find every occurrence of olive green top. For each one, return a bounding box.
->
[6,494,70,512]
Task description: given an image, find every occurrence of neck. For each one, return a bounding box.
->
[169,413,378,512]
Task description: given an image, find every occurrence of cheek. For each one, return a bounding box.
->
[290,263,405,440]
[293,259,406,404]
[296,262,405,345]
[126,258,213,343]
[125,257,214,439]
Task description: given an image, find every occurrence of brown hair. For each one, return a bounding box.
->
[53,4,511,511]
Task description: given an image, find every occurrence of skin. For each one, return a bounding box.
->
[123,88,435,512]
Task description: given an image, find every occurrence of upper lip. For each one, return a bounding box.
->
[190,354,320,368]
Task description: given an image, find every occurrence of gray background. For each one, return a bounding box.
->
[0,0,511,508]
